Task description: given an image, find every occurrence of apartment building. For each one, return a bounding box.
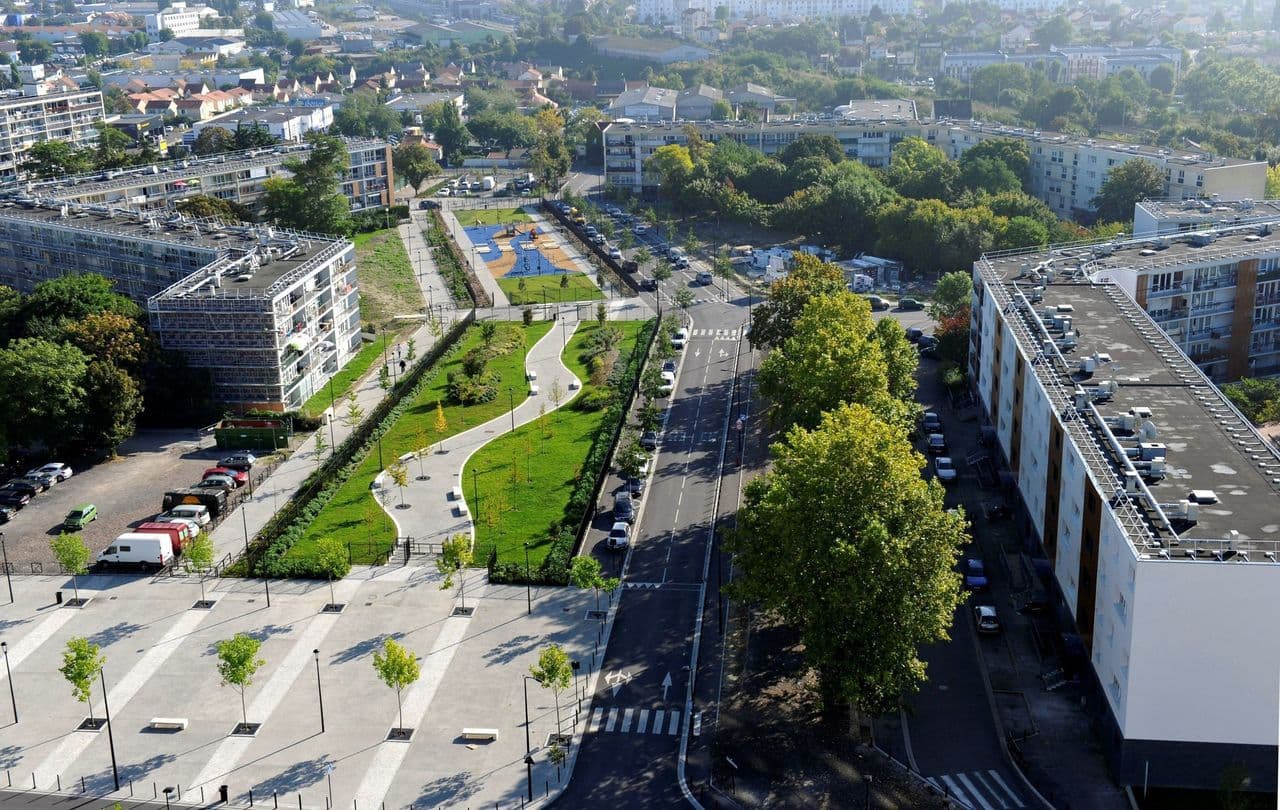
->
[32,139,395,213]
[1132,197,1280,237]
[601,115,1266,218]
[0,198,361,410]
[633,0,912,23]
[0,71,104,184]
[940,46,1180,83]
[144,2,218,36]
[970,243,1280,793]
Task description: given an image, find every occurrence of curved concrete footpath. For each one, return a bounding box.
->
[375,318,582,548]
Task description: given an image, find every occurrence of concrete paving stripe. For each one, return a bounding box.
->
[620,708,634,733]
[0,601,82,681]
[971,771,1011,809]
[651,709,664,734]
[635,709,649,734]
[604,708,618,732]
[692,711,701,736]
[939,774,975,810]
[351,584,485,810]
[986,770,1024,807]
[190,579,362,794]
[955,773,996,810]
[34,607,210,787]
[588,708,603,733]
[666,710,680,735]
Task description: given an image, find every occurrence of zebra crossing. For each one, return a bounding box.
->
[687,328,742,341]
[587,706,700,736]
[925,770,1026,810]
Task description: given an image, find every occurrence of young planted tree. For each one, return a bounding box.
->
[480,320,498,348]
[675,288,694,311]
[184,532,216,602]
[314,535,350,604]
[389,462,410,509]
[549,377,564,411]
[313,425,328,465]
[596,302,607,326]
[50,532,91,602]
[216,633,266,729]
[437,533,474,609]
[413,423,430,479]
[616,432,647,482]
[433,400,449,452]
[60,637,106,725]
[683,227,699,255]
[601,576,621,607]
[569,555,604,612]
[634,246,652,273]
[529,644,573,736]
[372,638,421,733]
[379,365,391,390]
[344,392,364,427]
[406,337,417,361]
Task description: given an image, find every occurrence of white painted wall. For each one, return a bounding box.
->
[1055,437,1085,612]
[1017,366,1051,539]
[1090,508,1139,726]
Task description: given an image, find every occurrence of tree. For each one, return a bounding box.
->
[433,400,448,451]
[930,271,974,321]
[82,360,143,456]
[0,338,88,453]
[343,392,364,426]
[1034,15,1074,48]
[437,533,473,608]
[60,637,106,724]
[998,215,1050,251]
[333,90,401,139]
[529,643,573,736]
[429,101,470,167]
[62,310,146,370]
[51,532,91,602]
[192,126,235,156]
[1092,159,1166,223]
[779,134,844,166]
[675,288,694,310]
[20,274,140,341]
[530,129,572,193]
[389,462,409,509]
[379,365,391,390]
[372,638,420,731]
[758,292,907,433]
[644,145,694,199]
[92,124,133,171]
[1223,377,1280,425]
[21,139,91,179]
[262,133,351,235]
[615,431,647,480]
[747,253,846,349]
[886,137,958,202]
[872,318,919,403]
[729,402,967,716]
[18,39,53,65]
[569,555,604,612]
[216,633,266,728]
[234,122,276,150]
[313,535,350,601]
[710,99,733,120]
[184,532,215,601]
[157,27,175,42]
[174,195,249,222]
[393,142,441,194]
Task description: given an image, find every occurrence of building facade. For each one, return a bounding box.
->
[0,198,361,410]
[940,46,1180,83]
[33,139,395,214]
[602,116,1266,218]
[633,0,913,23]
[0,81,104,184]
[1132,197,1280,237]
[970,244,1280,793]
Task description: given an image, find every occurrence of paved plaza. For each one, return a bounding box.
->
[0,568,604,810]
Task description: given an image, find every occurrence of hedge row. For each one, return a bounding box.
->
[236,312,475,578]
[487,318,658,586]
[429,210,491,307]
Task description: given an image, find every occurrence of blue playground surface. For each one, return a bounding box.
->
[463,224,568,278]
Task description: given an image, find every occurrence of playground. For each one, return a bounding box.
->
[463,218,603,304]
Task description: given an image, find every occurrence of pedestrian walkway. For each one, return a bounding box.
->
[375,319,581,549]
[687,328,743,340]
[926,771,1027,810]
[586,706,694,736]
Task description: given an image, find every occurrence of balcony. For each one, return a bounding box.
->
[1146,284,1188,299]
[1191,300,1235,316]
[1151,308,1188,323]
[1193,276,1237,292]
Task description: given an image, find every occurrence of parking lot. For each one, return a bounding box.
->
[1,429,249,569]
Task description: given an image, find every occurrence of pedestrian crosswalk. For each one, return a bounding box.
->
[587,706,686,736]
[926,771,1025,810]
[687,328,742,340]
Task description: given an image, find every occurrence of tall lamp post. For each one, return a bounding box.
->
[314,649,325,733]
[2,641,16,723]
[100,668,119,791]
[1,532,11,604]
[523,542,532,615]
[522,675,534,801]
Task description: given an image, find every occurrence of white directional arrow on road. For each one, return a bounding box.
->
[718,348,728,358]
[605,670,633,697]
[694,348,701,359]
[661,672,673,701]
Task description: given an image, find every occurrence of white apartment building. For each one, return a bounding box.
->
[33,138,395,213]
[0,198,361,410]
[1132,197,1280,237]
[601,115,1267,219]
[970,244,1280,793]
[940,46,1180,83]
[144,2,218,36]
[0,72,104,184]
[633,0,911,23]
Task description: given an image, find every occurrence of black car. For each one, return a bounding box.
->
[3,479,38,497]
[898,297,925,311]
[419,200,441,210]
[927,433,948,455]
[640,431,659,451]
[0,505,11,523]
[917,335,939,350]
[905,327,924,343]
[624,476,646,497]
[922,411,942,432]
[640,278,658,291]
[0,491,30,509]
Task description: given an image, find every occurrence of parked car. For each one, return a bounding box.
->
[34,462,73,481]
[633,224,649,235]
[96,533,173,572]
[661,360,677,374]
[204,467,248,487]
[155,515,202,538]
[0,505,10,523]
[659,371,675,396]
[863,295,890,311]
[624,476,646,497]
[922,412,942,432]
[898,297,925,311]
[63,504,98,530]
[640,431,659,451]
[607,521,631,550]
[162,504,211,527]
[21,473,54,491]
[905,327,924,343]
[613,493,636,524]
[3,479,39,498]
[964,558,989,590]
[640,278,658,291]
[419,200,441,210]
[934,456,957,483]
[196,476,236,492]
[927,433,947,455]
[0,491,30,509]
[695,270,712,285]
[135,522,190,553]
[917,335,939,351]
[973,605,1001,634]
[218,453,256,471]
[671,328,688,350]
[609,248,623,261]
[675,256,690,269]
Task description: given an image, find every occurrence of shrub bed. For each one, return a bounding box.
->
[428,210,489,307]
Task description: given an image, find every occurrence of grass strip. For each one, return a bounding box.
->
[299,338,388,418]
[353,229,422,329]
[498,273,604,305]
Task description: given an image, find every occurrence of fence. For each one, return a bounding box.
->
[540,200,643,297]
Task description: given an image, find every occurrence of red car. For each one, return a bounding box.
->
[203,467,248,487]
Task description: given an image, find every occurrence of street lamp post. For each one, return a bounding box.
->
[100,668,119,791]
[508,388,516,433]
[522,675,534,802]
[2,641,16,723]
[523,542,531,615]
[314,649,325,733]
[1,532,11,604]
[471,468,480,523]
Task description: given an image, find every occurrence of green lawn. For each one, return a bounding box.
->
[287,321,554,565]
[465,321,645,567]
[457,207,530,227]
[353,229,422,330]
[499,273,604,305]
[299,338,388,418]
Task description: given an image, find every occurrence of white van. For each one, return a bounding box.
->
[98,533,174,571]
[163,504,210,526]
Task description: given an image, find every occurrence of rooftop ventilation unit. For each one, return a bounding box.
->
[1189,490,1219,504]
[1160,499,1199,522]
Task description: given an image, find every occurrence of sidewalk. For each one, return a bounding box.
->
[374,320,581,549]
[405,208,464,312]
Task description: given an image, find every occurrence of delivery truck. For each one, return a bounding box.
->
[97,533,174,571]
[161,488,227,520]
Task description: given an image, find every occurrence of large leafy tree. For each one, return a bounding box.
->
[82,360,144,455]
[263,133,351,235]
[0,338,89,451]
[332,90,401,139]
[427,101,469,167]
[778,134,844,166]
[930,271,974,321]
[21,140,92,179]
[1092,159,1166,223]
[886,136,959,202]
[746,253,846,349]
[19,274,141,341]
[729,402,967,716]
[872,317,919,403]
[392,142,441,193]
[644,144,694,199]
[192,126,235,156]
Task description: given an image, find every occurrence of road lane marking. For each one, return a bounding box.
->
[956,773,996,810]
[971,771,1010,809]
[636,709,649,733]
[939,775,972,808]
[692,712,701,736]
[652,709,664,733]
[667,710,681,735]
[621,708,634,732]
[604,708,618,732]
[986,770,1024,806]
[589,707,603,732]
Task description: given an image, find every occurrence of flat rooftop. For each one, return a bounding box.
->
[978,252,1280,557]
[1138,197,1280,223]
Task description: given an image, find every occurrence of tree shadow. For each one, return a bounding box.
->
[0,744,21,770]
[329,632,404,665]
[482,633,540,666]
[250,754,332,797]
[0,616,30,633]
[84,752,177,793]
[203,623,294,655]
[416,770,477,808]
[85,621,146,649]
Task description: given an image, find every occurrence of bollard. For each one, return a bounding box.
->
[250,789,254,806]
[55,591,62,604]
[178,784,182,800]
[201,786,205,803]
[274,790,278,808]
[221,786,229,805]
[545,781,549,797]
[81,776,85,793]
[154,782,158,798]
[57,774,61,792]
[32,773,35,789]
[130,780,134,797]
[298,794,303,810]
